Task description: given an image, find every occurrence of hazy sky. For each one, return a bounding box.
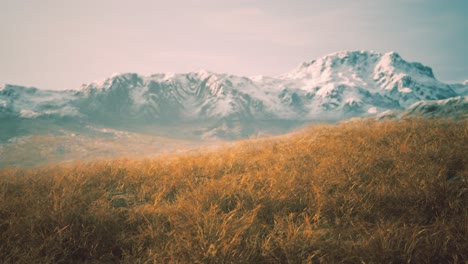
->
[1,0,467,90]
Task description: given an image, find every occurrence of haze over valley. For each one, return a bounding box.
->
[1,1,467,262]
[1,50,467,166]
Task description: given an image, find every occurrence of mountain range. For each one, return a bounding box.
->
[1,50,467,141]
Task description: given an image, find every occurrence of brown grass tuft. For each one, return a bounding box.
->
[1,118,467,263]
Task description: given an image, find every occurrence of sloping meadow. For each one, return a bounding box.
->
[0,118,467,263]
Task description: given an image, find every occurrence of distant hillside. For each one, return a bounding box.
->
[378,96,468,120]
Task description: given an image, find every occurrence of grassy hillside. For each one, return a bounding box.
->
[0,119,467,263]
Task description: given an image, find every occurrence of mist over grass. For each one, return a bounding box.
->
[0,118,467,263]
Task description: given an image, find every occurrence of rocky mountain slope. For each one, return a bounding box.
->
[378,96,468,120]
[1,50,466,140]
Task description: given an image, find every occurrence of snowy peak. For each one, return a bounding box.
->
[277,50,457,111]
[283,50,435,82]
[1,50,466,140]
[374,51,436,90]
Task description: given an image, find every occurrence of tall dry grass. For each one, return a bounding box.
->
[0,118,467,263]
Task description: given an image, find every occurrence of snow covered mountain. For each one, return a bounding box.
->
[1,50,466,140]
[0,85,81,119]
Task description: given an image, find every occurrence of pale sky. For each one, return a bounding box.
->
[1,0,467,90]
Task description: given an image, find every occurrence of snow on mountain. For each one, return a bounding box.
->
[0,84,81,119]
[71,51,459,125]
[278,51,457,117]
[76,71,276,125]
[1,50,465,139]
[378,96,468,120]
[405,96,468,119]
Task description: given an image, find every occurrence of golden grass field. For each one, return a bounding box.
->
[0,118,467,263]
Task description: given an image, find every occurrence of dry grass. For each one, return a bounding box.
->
[0,118,467,263]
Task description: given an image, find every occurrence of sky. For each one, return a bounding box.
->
[1,0,467,90]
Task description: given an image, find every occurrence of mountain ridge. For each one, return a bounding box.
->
[1,50,466,140]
